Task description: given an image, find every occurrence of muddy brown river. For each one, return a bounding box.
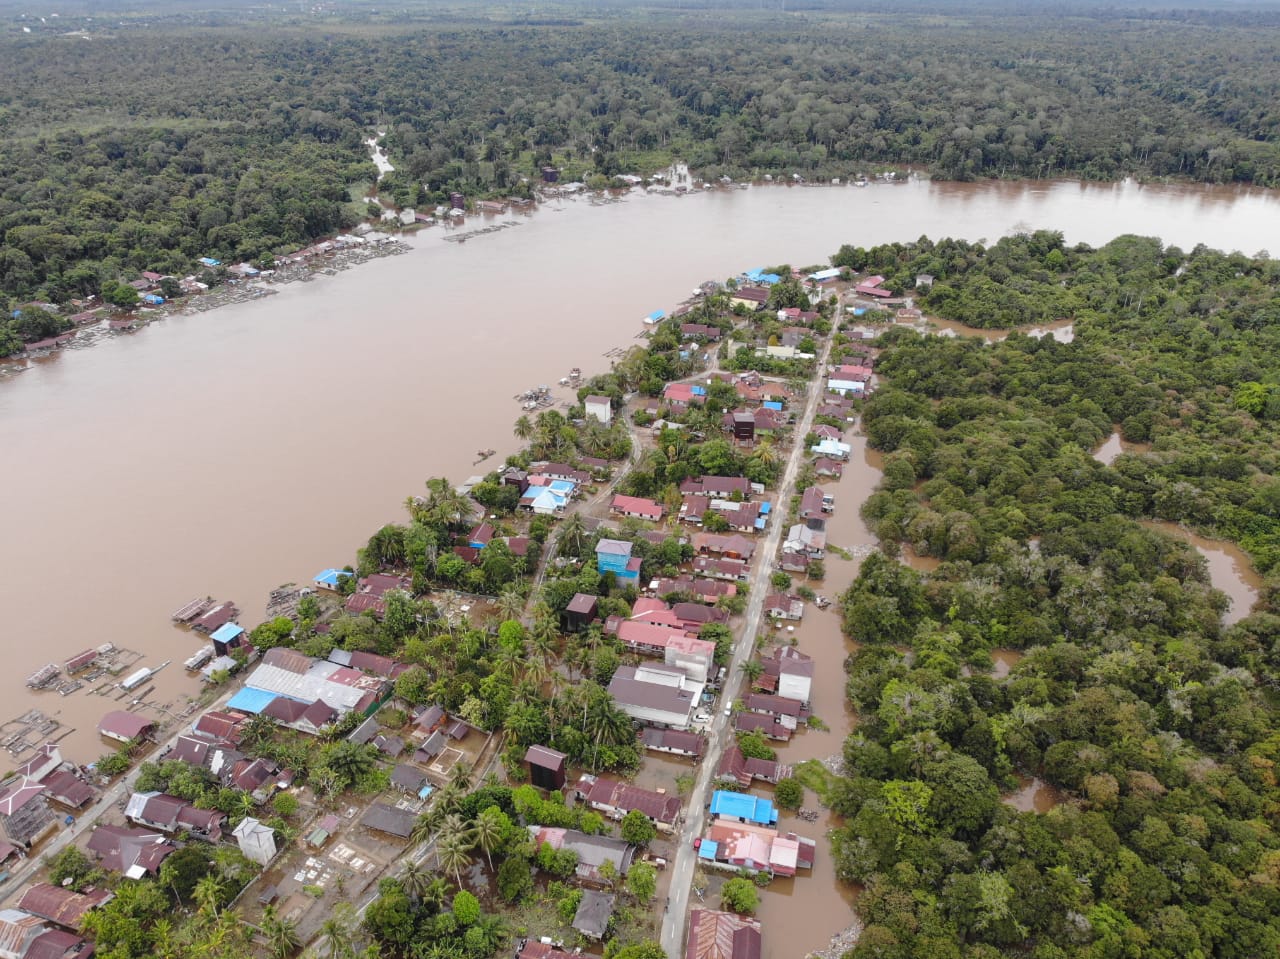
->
[2,177,1278,769]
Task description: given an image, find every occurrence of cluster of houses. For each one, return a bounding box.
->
[0,745,97,855]
[517,908,762,959]
[781,483,835,575]
[695,789,816,879]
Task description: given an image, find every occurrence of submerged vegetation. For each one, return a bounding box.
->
[829,231,1280,958]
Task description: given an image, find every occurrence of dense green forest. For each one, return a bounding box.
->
[3,1,1280,313]
[828,232,1280,958]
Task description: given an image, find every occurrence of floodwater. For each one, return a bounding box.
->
[3,177,1279,764]
[1001,775,1064,814]
[990,648,1024,680]
[1092,428,1154,466]
[753,805,859,959]
[918,316,1075,344]
[1142,520,1262,625]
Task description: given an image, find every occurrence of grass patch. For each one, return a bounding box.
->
[791,759,836,805]
[828,545,853,560]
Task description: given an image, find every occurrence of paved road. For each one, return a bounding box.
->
[659,306,840,957]
[1,687,237,906]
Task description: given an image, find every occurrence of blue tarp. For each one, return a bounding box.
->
[690,385,707,397]
[143,294,164,305]
[763,401,783,411]
[226,686,281,714]
[744,268,781,285]
[199,257,221,267]
[710,790,778,825]
[647,310,666,322]
[852,308,867,316]
[419,785,434,800]
[211,623,245,643]
[759,502,772,514]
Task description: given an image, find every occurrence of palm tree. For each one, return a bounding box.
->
[193,875,223,918]
[421,877,450,913]
[240,714,275,752]
[410,804,446,847]
[495,585,526,623]
[318,904,356,959]
[400,860,433,903]
[751,437,778,468]
[513,414,533,441]
[558,512,587,557]
[523,656,552,689]
[529,608,559,667]
[470,806,506,872]
[233,792,257,821]
[449,760,474,791]
[470,914,508,955]
[436,830,474,888]
[739,659,764,683]
[260,905,301,959]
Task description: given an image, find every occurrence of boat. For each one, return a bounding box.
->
[569,367,581,379]
[184,646,215,671]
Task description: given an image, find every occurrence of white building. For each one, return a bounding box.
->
[232,817,277,866]
[607,664,704,730]
[584,395,613,425]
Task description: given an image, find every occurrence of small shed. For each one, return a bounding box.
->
[565,593,599,629]
[523,745,568,791]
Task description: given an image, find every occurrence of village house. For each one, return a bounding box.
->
[576,775,681,831]
[312,568,352,591]
[225,646,389,733]
[610,495,663,522]
[97,711,156,744]
[360,803,416,839]
[729,287,770,311]
[640,727,705,760]
[699,819,816,878]
[124,792,225,842]
[784,524,826,559]
[649,576,738,605]
[854,275,892,298]
[684,909,762,959]
[662,382,707,408]
[530,462,592,486]
[15,885,111,932]
[604,618,714,682]
[812,456,845,478]
[584,395,612,425]
[692,556,750,582]
[758,647,814,705]
[524,745,568,791]
[564,593,599,629]
[596,538,642,585]
[0,910,92,959]
[573,890,615,941]
[85,825,176,878]
[680,323,722,341]
[798,486,834,525]
[733,711,793,742]
[691,531,756,560]
[232,817,277,866]
[527,826,634,884]
[716,743,788,788]
[607,664,704,730]
[764,594,804,621]
[0,780,55,849]
[810,437,852,461]
[390,764,431,798]
[710,790,778,826]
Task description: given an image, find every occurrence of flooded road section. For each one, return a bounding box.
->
[1092,428,1153,466]
[3,177,1280,763]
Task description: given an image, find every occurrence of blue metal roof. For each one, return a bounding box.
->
[763,401,783,411]
[809,268,841,281]
[759,502,772,514]
[648,310,666,321]
[226,686,280,714]
[745,269,781,285]
[690,385,707,396]
[211,623,245,643]
[199,257,221,267]
[710,790,778,825]
[314,568,351,587]
[697,840,718,860]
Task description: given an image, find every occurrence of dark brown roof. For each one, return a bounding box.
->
[584,777,681,824]
[686,909,762,959]
[524,746,567,772]
[97,711,154,741]
[86,824,175,875]
[17,884,111,930]
[41,771,94,809]
[262,697,308,723]
[566,593,599,615]
[640,728,705,756]
[261,647,312,675]
[192,711,245,743]
[24,929,86,959]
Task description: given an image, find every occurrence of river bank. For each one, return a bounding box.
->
[4,176,1280,763]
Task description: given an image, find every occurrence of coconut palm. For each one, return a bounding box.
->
[410,804,446,847]
[523,656,553,689]
[449,760,474,791]
[529,607,559,667]
[421,877,450,914]
[260,905,301,959]
[557,512,587,558]
[399,860,433,904]
[193,875,223,918]
[470,806,506,872]
[469,914,508,955]
[513,414,533,441]
[318,904,356,959]
[435,830,474,888]
[495,585,526,623]
[751,437,779,467]
[739,659,764,683]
